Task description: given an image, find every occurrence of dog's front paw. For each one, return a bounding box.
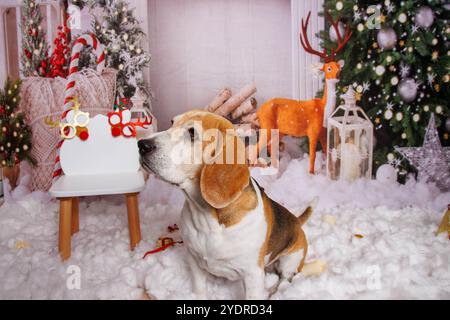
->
[193,292,207,300]
[245,289,268,300]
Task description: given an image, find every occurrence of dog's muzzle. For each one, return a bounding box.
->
[138,139,156,156]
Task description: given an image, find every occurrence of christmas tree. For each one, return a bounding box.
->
[0,80,34,167]
[21,0,49,77]
[318,0,449,178]
[74,0,151,99]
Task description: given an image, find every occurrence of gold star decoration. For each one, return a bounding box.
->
[436,206,449,239]
[375,117,381,124]
[14,240,30,250]
[399,40,405,47]
[379,14,386,23]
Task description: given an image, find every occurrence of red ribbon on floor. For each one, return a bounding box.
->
[142,241,183,259]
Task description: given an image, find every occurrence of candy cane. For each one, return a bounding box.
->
[52,33,106,183]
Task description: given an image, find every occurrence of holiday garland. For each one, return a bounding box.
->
[0,79,34,167]
[318,0,449,178]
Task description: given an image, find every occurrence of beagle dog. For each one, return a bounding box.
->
[138,110,313,300]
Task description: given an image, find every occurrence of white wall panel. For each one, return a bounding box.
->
[148,0,293,129]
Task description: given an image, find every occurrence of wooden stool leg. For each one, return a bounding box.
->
[58,198,72,261]
[71,198,79,235]
[125,193,142,250]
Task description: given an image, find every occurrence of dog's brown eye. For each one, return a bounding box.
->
[188,127,196,142]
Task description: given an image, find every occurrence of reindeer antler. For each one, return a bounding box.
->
[44,116,61,128]
[300,12,329,60]
[131,115,152,129]
[300,11,352,62]
[325,11,352,59]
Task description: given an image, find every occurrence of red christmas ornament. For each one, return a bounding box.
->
[78,130,89,141]
[111,126,121,137]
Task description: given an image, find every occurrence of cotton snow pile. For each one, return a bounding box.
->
[0,148,449,299]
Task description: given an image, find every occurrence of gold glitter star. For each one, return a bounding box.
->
[14,240,30,250]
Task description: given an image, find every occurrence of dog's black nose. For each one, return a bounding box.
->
[138,139,156,155]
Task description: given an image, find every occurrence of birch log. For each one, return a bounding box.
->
[240,112,258,124]
[206,87,232,112]
[234,123,257,137]
[215,83,257,117]
[231,98,257,120]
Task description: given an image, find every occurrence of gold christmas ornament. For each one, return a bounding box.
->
[434,84,440,92]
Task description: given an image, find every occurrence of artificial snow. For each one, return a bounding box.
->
[0,144,449,299]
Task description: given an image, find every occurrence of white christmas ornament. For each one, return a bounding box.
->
[377,28,397,50]
[415,6,434,28]
[398,13,407,24]
[397,78,418,102]
[329,22,346,42]
[391,77,399,85]
[375,65,386,76]
[376,164,397,183]
[384,110,393,120]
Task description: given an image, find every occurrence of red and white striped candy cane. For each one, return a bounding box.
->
[52,33,106,183]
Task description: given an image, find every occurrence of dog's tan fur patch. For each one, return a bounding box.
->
[212,183,258,227]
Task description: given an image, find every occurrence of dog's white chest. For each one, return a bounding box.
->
[180,184,266,281]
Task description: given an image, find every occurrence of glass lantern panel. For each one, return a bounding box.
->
[327,124,341,180]
[358,128,372,178]
[339,127,363,182]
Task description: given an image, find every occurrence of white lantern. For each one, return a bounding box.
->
[130,88,157,139]
[327,87,373,182]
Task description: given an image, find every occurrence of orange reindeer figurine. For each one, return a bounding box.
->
[257,11,352,174]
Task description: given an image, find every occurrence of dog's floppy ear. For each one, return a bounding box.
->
[200,126,249,208]
[200,163,250,209]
